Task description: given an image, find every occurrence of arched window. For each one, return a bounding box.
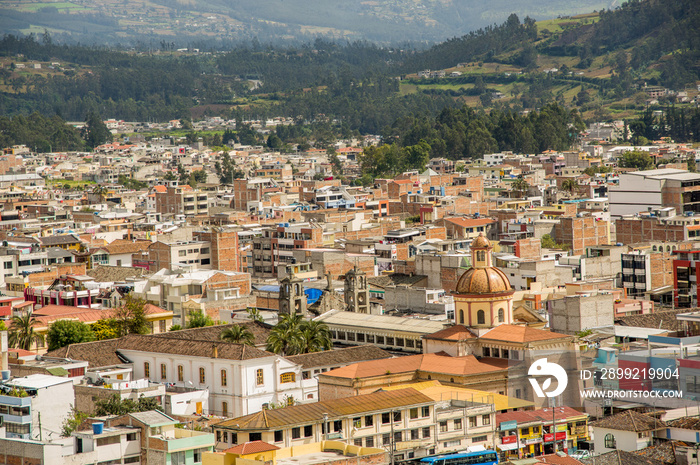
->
[459,310,465,324]
[477,310,485,325]
[177,365,184,382]
[477,251,486,262]
[604,433,616,449]
[199,367,206,384]
[667,246,671,252]
[144,362,150,378]
[498,308,505,323]
[652,245,657,251]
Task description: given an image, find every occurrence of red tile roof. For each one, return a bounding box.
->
[480,325,572,343]
[225,441,280,455]
[323,353,507,379]
[423,324,476,341]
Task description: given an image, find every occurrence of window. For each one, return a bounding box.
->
[334,420,342,432]
[483,347,490,357]
[410,408,418,419]
[382,412,391,424]
[179,250,186,257]
[440,421,448,432]
[221,370,228,386]
[454,419,462,430]
[393,411,401,422]
[422,406,430,417]
[96,436,121,446]
[469,417,477,427]
[292,427,301,439]
[365,415,374,427]
[280,372,296,383]
[159,320,166,332]
[422,427,431,438]
[605,433,616,449]
[199,367,206,384]
[256,369,264,385]
[498,308,504,322]
[171,451,186,465]
[304,425,313,437]
[274,430,283,442]
[222,402,228,417]
[366,437,374,447]
[353,417,362,428]
[194,448,207,463]
[177,365,184,382]
[394,431,402,443]
[126,433,138,441]
[477,310,485,325]
[124,457,140,464]
[160,364,167,379]
[411,429,420,440]
[383,434,391,445]
[354,438,363,446]
[472,435,488,443]
[3,262,11,269]
[144,362,150,378]
[482,415,490,425]
[222,432,228,443]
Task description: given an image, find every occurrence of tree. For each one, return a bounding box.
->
[220,325,255,345]
[91,318,121,340]
[61,407,89,437]
[169,324,182,331]
[82,112,113,150]
[266,314,332,355]
[94,394,162,416]
[266,313,304,356]
[298,320,332,354]
[541,234,570,250]
[247,307,264,323]
[113,294,150,337]
[47,320,95,351]
[8,313,44,351]
[561,179,579,195]
[186,310,214,329]
[618,150,654,170]
[510,175,530,194]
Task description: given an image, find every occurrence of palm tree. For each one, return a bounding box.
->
[510,175,530,194]
[220,325,255,345]
[9,313,44,351]
[266,313,304,356]
[561,178,579,195]
[298,320,332,354]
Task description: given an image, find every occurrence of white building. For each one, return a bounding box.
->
[115,334,305,418]
[0,374,74,441]
[590,410,666,453]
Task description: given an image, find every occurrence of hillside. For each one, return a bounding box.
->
[0,0,619,45]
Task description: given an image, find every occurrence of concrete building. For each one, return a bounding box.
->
[590,410,666,454]
[141,240,213,272]
[212,388,439,461]
[155,185,209,216]
[251,223,324,278]
[609,169,700,218]
[0,374,74,440]
[547,293,614,335]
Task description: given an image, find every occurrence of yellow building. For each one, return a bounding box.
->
[454,234,514,327]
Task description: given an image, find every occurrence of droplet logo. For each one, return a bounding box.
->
[528,358,568,398]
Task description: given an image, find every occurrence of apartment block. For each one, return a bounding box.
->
[155,186,209,216]
[193,227,241,272]
[142,240,212,271]
[251,223,323,278]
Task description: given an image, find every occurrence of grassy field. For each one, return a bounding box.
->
[16,1,89,12]
[47,179,96,188]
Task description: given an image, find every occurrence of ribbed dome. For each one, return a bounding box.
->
[471,234,491,249]
[456,266,512,294]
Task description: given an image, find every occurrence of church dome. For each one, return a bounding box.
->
[471,234,491,249]
[456,266,512,294]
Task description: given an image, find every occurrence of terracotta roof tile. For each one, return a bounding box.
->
[423,325,477,341]
[590,410,666,432]
[480,325,572,343]
[225,441,280,455]
[285,345,392,369]
[102,239,152,255]
[322,353,507,379]
[215,388,433,430]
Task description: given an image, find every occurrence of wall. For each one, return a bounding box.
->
[548,293,614,335]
